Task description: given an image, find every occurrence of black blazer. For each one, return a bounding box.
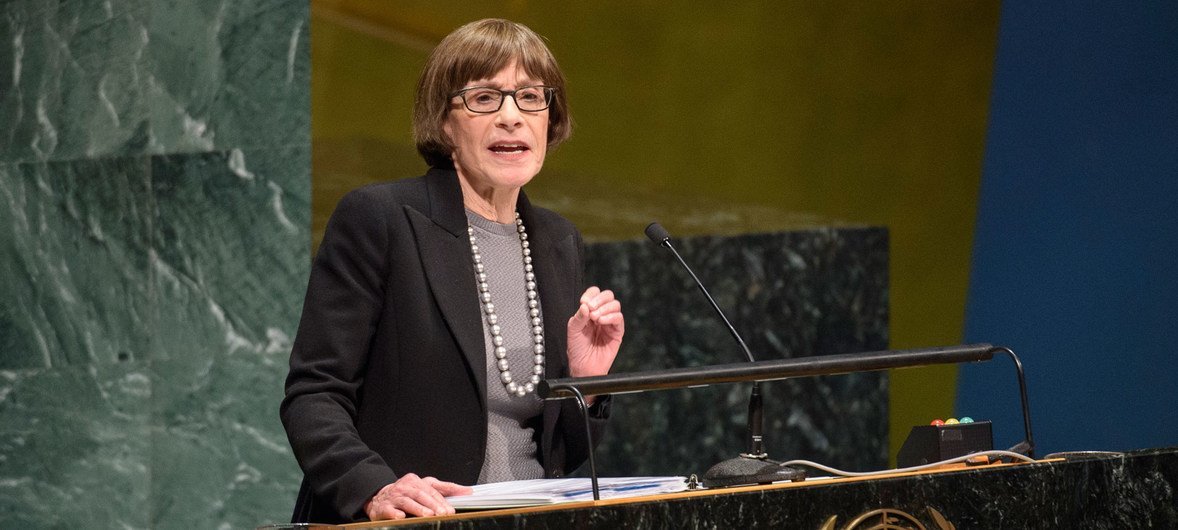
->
[280,168,606,523]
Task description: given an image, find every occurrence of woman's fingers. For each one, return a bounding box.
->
[596,311,625,331]
[569,288,625,337]
[580,286,602,305]
[582,288,614,308]
[570,300,591,327]
[577,288,617,319]
[368,504,407,521]
[425,476,475,497]
[589,299,622,319]
[402,485,449,516]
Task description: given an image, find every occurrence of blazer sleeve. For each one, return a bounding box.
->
[279,188,399,520]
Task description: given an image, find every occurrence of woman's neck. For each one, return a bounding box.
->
[458,178,520,224]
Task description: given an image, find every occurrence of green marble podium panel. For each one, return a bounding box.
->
[585,228,889,477]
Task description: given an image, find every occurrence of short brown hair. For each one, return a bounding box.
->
[414,19,572,168]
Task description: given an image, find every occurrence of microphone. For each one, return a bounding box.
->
[644,222,804,486]
[644,223,755,364]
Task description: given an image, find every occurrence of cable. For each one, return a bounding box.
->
[779,450,1038,478]
[1042,450,1123,460]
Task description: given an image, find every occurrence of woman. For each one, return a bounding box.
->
[280,19,624,523]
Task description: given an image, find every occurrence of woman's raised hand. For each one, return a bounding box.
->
[566,286,625,378]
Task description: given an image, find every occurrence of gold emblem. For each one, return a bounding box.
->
[819,507,955,530]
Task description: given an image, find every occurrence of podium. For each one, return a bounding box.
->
[265,446,1178,528]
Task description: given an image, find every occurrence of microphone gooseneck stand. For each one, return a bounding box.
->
[644,222,805,486]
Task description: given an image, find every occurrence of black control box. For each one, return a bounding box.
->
[897,421,993,467]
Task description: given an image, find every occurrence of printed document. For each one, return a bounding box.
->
[445,476,689,510]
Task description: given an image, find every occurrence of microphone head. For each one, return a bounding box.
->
[645,222,672,245]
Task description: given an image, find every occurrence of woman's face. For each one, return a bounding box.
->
[444,60,549,193]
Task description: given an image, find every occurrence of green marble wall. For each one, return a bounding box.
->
[0,1,309,528]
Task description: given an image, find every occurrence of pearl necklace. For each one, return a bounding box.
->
[467,212,545,397]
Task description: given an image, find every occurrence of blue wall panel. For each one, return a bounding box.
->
[959,2,1178,454]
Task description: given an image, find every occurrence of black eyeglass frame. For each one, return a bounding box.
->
[449,85,557,114]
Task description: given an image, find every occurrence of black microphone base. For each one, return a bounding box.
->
[702,455,806,488]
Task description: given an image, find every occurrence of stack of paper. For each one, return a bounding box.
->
[445,476,689,510]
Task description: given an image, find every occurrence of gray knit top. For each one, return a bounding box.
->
[466,210,546,484]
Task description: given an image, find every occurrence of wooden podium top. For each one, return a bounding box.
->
[341,459,1039,528]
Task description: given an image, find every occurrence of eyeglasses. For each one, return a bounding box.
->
[450,85,557,113]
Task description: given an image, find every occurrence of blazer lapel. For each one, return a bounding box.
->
[406,168,487,409]
[517,191,576,380]
[519,192,583,470]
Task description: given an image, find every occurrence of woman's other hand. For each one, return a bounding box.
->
[566,286,625,379]
[364,473,472,521]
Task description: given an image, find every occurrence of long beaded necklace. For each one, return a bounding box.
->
[467,211,545,397]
